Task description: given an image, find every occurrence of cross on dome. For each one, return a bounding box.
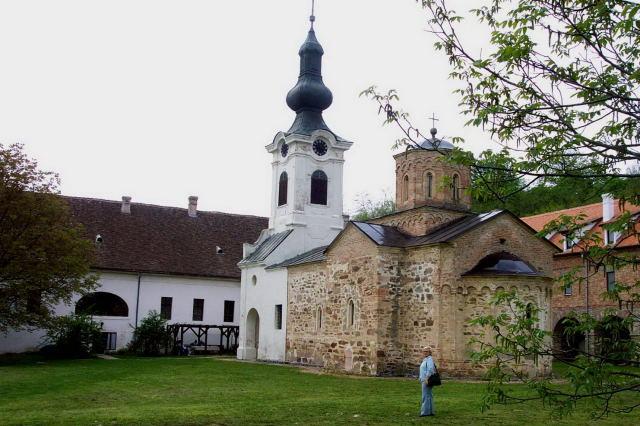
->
[429,113,440,138]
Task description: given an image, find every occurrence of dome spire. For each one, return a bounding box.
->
[310,0,316,30]
[285,2,336,137]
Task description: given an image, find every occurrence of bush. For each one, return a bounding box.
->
[45,314,103,358]
[129,311,168,356]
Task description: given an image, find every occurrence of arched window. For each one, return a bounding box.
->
[347,300,355,328]
[525,303,534,320]
[452,174,460,201]
[425,172,434,199]
[316,307,323,331]
[402,175,409,202]
[310,170,328,205]
[278,172,288,206]
[76,292,129,317]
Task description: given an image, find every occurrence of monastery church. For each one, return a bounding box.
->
[1,13,557,378]
[237,17,558,377]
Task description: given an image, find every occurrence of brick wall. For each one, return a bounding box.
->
[550,247,640,332]
[394,149,472,212]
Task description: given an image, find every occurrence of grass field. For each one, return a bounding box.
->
[0,355,637,425]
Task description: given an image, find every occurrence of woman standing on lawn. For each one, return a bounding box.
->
[419,347,436,417]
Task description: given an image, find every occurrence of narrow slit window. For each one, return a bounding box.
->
[402,175,409,202]
[316,307,323,331]
[426,172,433,199]
[452,174,460,201]
[275,304,283,330]
[347,300,355,328]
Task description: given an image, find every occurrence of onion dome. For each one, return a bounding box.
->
[418,128,454,151]
[286,26,335,136]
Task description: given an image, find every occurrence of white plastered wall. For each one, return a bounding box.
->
[0,271,241,354]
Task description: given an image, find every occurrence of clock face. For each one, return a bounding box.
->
[313,139,328,156]
[280,143,289,158]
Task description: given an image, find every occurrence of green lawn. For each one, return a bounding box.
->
[0,356,637,425]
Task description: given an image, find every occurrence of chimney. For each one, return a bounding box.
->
[602,193,614,222]
[188,196,198,218]
[121,196,132,214]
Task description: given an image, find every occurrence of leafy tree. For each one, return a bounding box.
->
[351,191,396,221]
[362,0,640,417]
[45,314,103,358]
[129,311,169,356]
[0,143,97,332]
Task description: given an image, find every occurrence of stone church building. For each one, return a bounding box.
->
[237,15,558,377]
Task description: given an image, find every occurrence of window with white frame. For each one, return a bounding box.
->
[606,266,616,292]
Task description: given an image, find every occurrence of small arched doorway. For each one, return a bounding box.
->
[245,308,260,360]
[553,317,585,360]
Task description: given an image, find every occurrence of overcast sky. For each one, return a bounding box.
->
[0,0,495,217]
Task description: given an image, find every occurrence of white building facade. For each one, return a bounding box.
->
[237,18,352,362]
[1,196,267,354]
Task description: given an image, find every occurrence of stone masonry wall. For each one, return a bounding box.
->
[286,214,557,378]
[286,225,382,375]
[437,214,557,377]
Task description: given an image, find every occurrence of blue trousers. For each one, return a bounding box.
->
[421,383,434,416]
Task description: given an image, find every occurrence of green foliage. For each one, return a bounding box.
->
[351,192,396,221]
[129,311,168,356]
[470,291,639,418]
[45,314,103,358]
[470,152,639,216]
[420,0,640,201]
[0,143,97,332]
[365,1,640,417]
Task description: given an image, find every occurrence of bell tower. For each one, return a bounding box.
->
[265,11,353,244]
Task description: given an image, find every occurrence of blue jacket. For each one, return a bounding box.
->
[419,356,435,383]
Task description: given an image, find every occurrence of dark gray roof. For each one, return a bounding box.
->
[463,251,540,276]
[239,229,293,265]
[285,28,343,141]
[266,246,328,270]
[351,222,411,247]
[352,210,504,248]
[418,137,455,151]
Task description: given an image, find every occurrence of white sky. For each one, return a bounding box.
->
[0,0,495,217]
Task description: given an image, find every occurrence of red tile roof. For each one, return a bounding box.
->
[65,196,268,279]
[521,199,640,251]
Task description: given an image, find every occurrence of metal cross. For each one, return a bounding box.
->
[430,113,440,129]
[310,0,316,28]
